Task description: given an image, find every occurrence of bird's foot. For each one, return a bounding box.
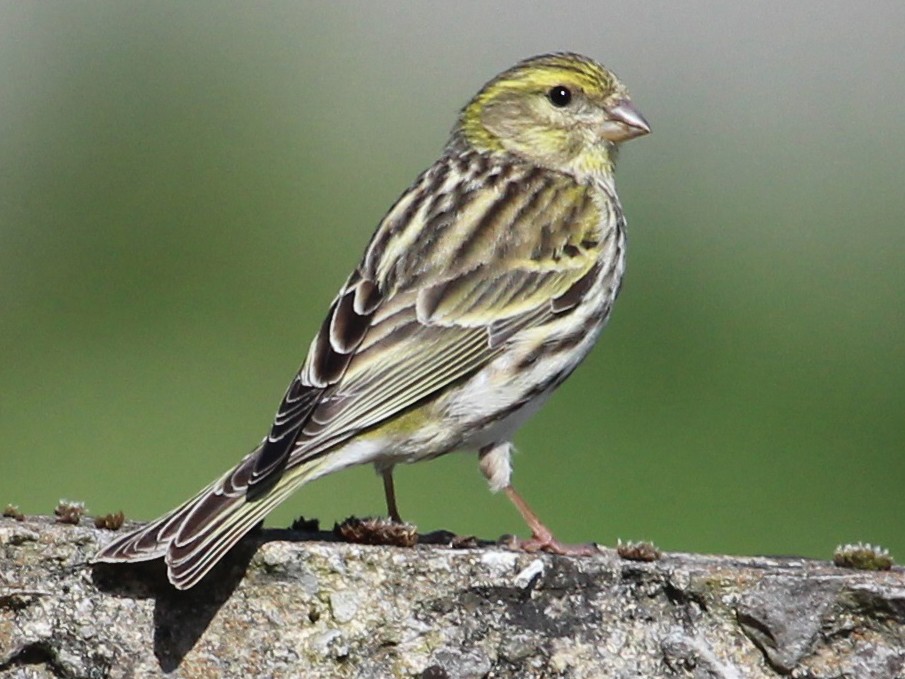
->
[498,484,600,556]
[500,531,600,556]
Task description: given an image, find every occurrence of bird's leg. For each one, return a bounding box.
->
[381,467,403,523]
[479,442,596,556]
[502,484,599,557]
[334,465,416,548]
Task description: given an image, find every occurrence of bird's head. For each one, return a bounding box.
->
[455,53,650,178]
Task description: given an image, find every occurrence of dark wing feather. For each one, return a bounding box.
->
[247,275,381,496]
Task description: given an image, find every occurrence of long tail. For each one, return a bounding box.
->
[93,443,329,590]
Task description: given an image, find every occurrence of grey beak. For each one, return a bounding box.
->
[601,98,651,142]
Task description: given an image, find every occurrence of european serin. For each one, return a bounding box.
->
[94,52,650,589]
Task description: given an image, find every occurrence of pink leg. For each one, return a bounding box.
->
[503,485,598,556]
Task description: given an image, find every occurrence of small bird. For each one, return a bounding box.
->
[94,52,650,589]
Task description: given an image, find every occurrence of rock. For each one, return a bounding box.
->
[1,517,903,678]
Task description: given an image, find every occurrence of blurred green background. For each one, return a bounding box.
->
[2,3,903,561]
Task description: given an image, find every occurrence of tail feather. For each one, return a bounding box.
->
[92,479,227,564]
[167,464,321,588]
[92,445,327,589]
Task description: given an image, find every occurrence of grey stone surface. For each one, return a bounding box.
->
[1,517,903,678]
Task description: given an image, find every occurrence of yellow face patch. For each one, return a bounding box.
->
[457,53,624,169]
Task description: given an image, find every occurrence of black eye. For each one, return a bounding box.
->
[547,85,572,107]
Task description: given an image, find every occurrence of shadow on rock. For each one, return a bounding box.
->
[91,539,258,673]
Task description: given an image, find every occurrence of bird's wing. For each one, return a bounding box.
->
[248,160,608,493]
